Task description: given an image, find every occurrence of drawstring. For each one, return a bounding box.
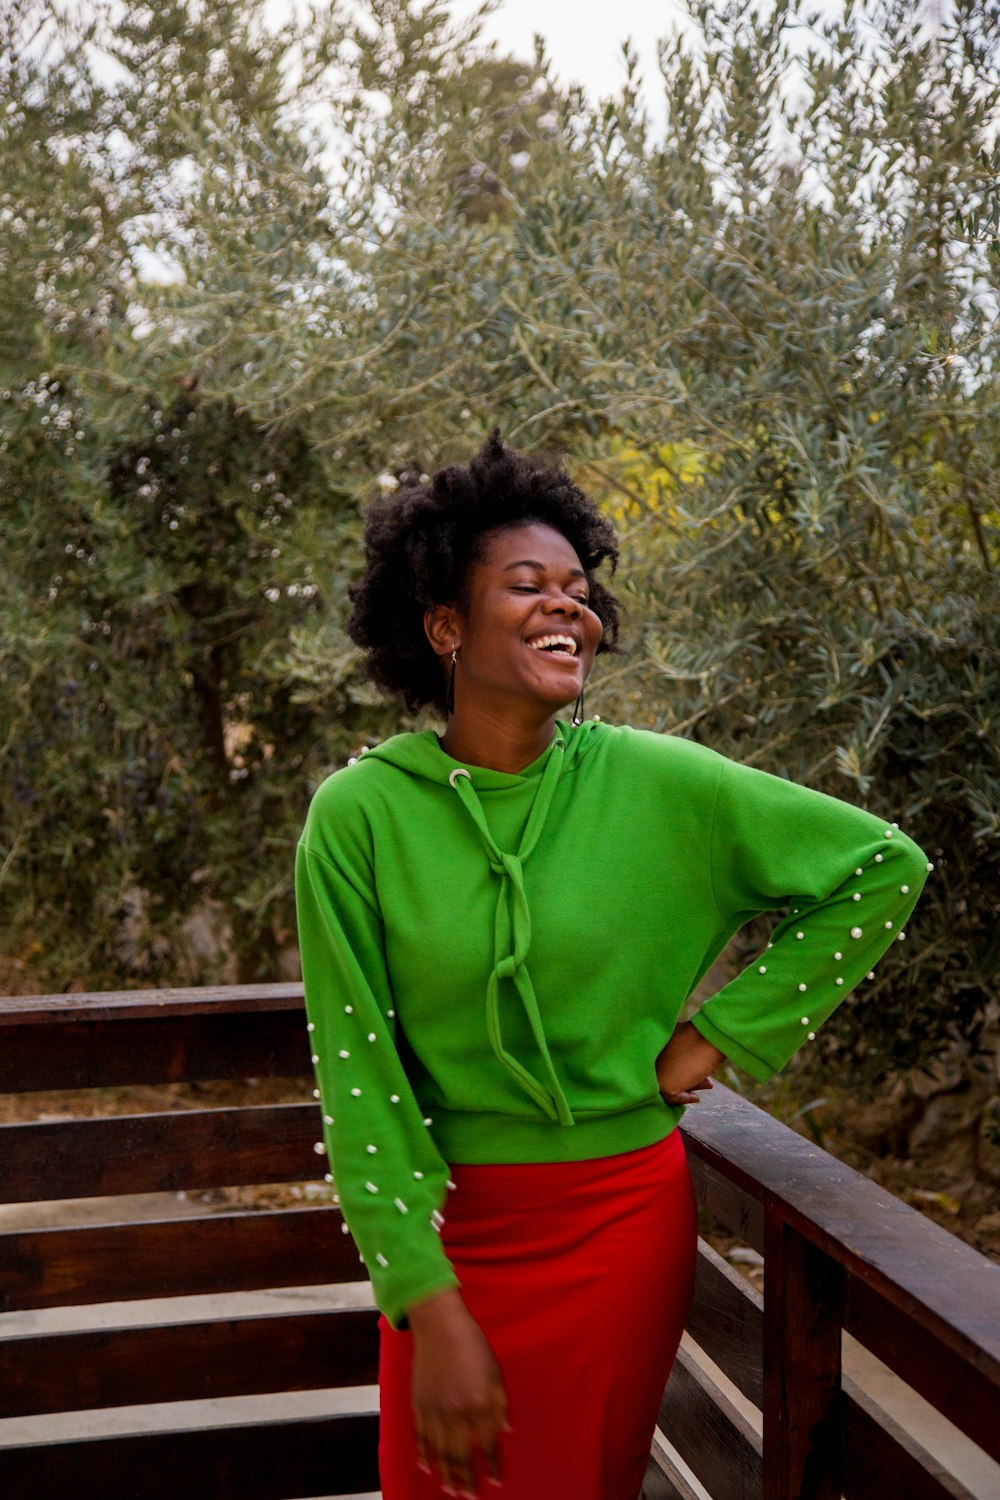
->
[449,739,576,1127]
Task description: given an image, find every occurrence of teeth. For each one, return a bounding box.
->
[527,635,578,655]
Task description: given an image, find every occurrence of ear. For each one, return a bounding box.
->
[423,602,462,658]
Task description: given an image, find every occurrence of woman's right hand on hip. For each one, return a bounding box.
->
[408,1286,509,1496]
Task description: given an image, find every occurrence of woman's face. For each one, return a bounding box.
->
[442,521,604,716]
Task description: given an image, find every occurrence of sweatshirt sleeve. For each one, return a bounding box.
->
[295,814,460,1329]
[690,755,930,1081]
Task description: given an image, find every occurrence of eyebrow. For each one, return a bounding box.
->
[502,559,588,579]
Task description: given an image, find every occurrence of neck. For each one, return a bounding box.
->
[438,701,562,774]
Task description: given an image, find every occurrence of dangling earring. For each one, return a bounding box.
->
[572,688,585,726]
[446,646,458,715]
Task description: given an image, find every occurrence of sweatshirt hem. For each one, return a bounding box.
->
[431,1100,680,1164]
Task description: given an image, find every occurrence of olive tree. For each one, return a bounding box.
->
[2,0,997,1081]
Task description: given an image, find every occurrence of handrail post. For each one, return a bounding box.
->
[763,1210,844,1498]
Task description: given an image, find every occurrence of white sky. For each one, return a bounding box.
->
[443,0,698,132]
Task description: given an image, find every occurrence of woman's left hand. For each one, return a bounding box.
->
[655,1021,726,1105]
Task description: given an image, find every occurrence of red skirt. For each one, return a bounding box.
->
[378,1128,697,1499]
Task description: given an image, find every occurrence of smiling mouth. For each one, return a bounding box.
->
[526,634,579,658]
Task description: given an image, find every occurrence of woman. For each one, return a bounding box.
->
[295,428,929,1499]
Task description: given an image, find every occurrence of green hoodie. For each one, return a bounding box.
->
[295,720,929,1327]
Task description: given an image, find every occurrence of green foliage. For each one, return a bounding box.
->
[1,0,997,1080]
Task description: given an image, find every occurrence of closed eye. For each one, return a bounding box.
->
[511,586,591,604]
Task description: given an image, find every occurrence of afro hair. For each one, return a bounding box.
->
[347,426,623,716]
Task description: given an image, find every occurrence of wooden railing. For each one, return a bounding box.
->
[0,983,997,1499]
[655,1080,1000,1500]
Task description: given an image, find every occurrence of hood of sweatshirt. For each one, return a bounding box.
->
[360,716,601,786]
[361,719,604,1125]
